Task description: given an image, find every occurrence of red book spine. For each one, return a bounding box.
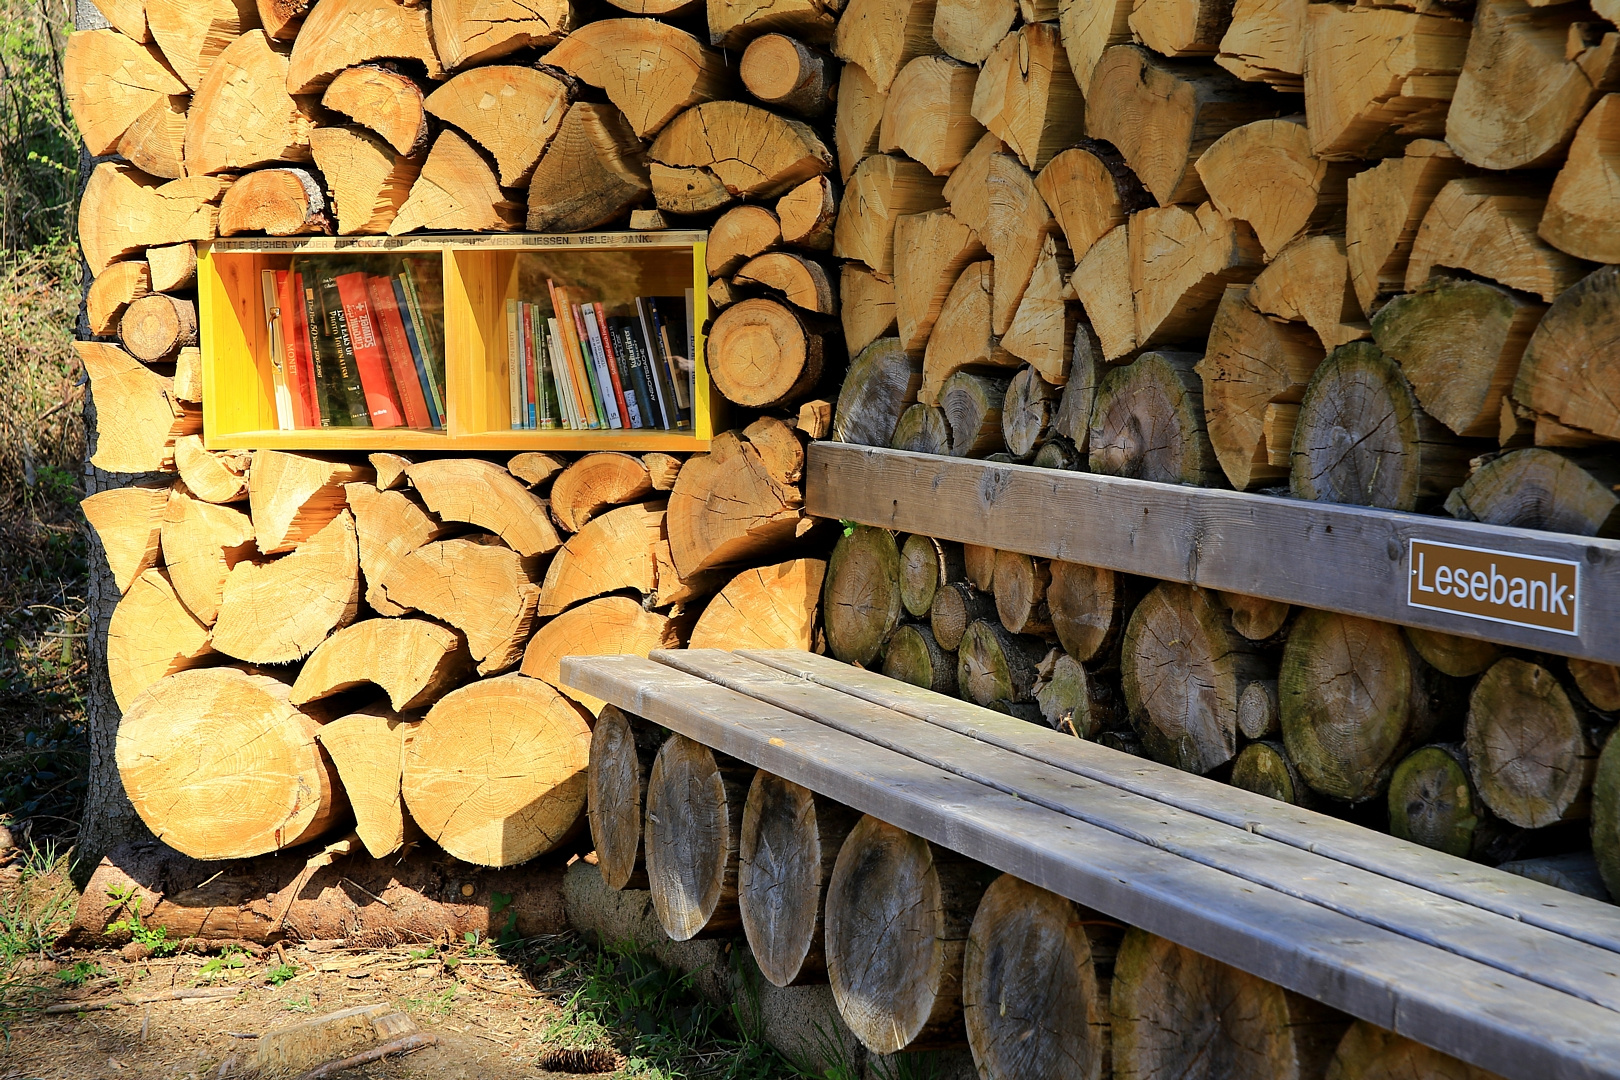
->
[591,303,633,427]
[279,270,316,427]
[365,274,433,429]
[334,271,404,428]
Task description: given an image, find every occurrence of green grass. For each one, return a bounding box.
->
[0,841,80,1032]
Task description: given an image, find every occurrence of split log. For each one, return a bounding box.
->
[823,524,903,666]
[1122,583,1267,774]
[392,129,523,236]
[1071,224,1137,361]
[1445,448,1620,537]
[890,402,953,454]
[211,511,360,665]
[921,261,1012,405]
[147,243,196,293]
[707,0,840,49]
[734,253,836,314]
[940,371,1010,457]
[707,298,827,408]
[422,65,574,188]
[984,153,1059,336]
[1388,744,1498,858]
[963,876,1117,1080]
[1447,0,1620,171]
[145,0,258,91]
[943,131,1005,239]
[118,93,189,179]
[778,176,837,250]
[833,154,948,276]
[378,538,538,676]
[107,568,214,709]
[549,19,727,140]
[77,341,199,473]
[933,0,1016,64]
[1403,628,1502,680]
[1131,202,1264,350]
[1034,650,1120,737]
[666,419,809,579]
[831,0,937,93]
[537,500,663,616]
[314,705,410,858]
[308,126,419,236]
[87,261,152,337]
[78,165,227,276]
[880,56,982,177]
[1466,658,1597,828]
[402,674,592,867]
[520,596,682,714]
[651,100,833,202]
[895,210,985,351]
[900,535,962,619]
[1216,0,1306,88]
[160,488,254,626]
[1248,234,1367,351]
[1280,609,1456,803]
[1303,5,1470,160]
[1195,117,1351,261]
[833,337,922,448]
[1290,342,1474,511]
[587,705,662,890]
[258,0,311,39]
[1130,0,1235,56]
[172,437,247,505]
[430,0,570,71]
[1327,1021,1507,1080]
[741,34,835,119]
[249,451,369,555]
[739,773,857,985]
[550,452,654,533]
[1197,285,1324,490]
[1344,140,1465,318]
[321,63,428,157]
[1086,46,1283,207]
[883,623,958,695]
[964,544,998,592]
[971,24,1086,172]
[930,581,996,652]
[345,483,451,616]
[833,62,888,183]
[958,618,1048,707]
[1593,729,1620,899]
[1223,593,1290,642]
[406,458,558,557]
[688,559,827,651]
[1111,928,1346,1080]
[171,346,202,402]
[117,667,343,860]
[1513,265,1620,441]
[1541,94,1620,264]
[1049,561,1132,663]
[824,816,996,1053]
[1052,328,1102,452]
[81,482,168,595]
[1058,0,1135,95]
[1090,350,1223,486]
[183,31,316,176]
[1237,679,1280,739]
[1405,179,1588,303]
[507,451,566,489]
[644,734,752,939]
[1371,278,1544,439]
[993,549,1053,635]
[708,205,782,278]
[217,168,329,236]
[290,617,471,713]
[1001,237,1076,384]
[1036,141,1153,264]
[1230,740,1312,805]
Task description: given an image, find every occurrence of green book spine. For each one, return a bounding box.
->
[400,259,446,417]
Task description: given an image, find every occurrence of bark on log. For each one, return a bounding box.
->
[834,154,948,276]
[117,667,345,860]
[644,734,752,939]
[550,452,655,533]
[958,617,1048,707]
[823,525,903,666]
[831,0,937,94]
[1195,117,1351,261]
[1466,658,1598,828]
[651,100,833,203]
[1131,203,1265,351]
[940,370,1010,458]
[393,129,523,235]
[742,34,836,119]
[217,168,331,237]
[107,568,215,710]
[549,19,727,141]
[422,65,573,189]
[1344,140,1465,318]
[930,581,995,652]
[1090,350,1223,486]
[738,773,857,986]
[895,209,985,351]
[78,340,200,473]
[934,0,1016,64]
[1230,740,1313,806]
[184,31,317,176]
[899,535,962,619]
[1122,583,1267,774]
[79,165,227,275]
[314,704,410,859]
[1387,743,1497,859]
[688,559,827,651]
[210,510,360,665]
[825,816,996,1053]
[159,487,253,626]
[833,337,922,448]
[666,419,809,579]
[431,0,570,71]
[963,875,1118,1080]
[1541,93,1620,264]
[588,705,662,891]
[834,62,888,183]
[1405,178,1588,304]
[378,537,538,676]
[883,623,959,695]
[64,30,187,156]
[289,616,471,713]
[1512,265,1620,442]
[520,596,683,715]
[81,482,168,596]
[971,24,1086,172]
[1036,140,1152,265]
[403,674,592,867]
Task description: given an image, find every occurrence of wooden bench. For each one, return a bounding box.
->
[563,647,1620,1080]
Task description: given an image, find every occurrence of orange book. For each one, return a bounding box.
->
[546,279,599,428]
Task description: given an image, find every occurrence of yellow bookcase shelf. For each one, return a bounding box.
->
[198,231,716,452]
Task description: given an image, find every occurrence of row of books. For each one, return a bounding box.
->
[263,257,447,430]
[506,283,694,431]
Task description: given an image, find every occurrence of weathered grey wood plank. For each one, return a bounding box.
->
[562,653,1620,1080]
[662,649,1620,1013]
[746,648,1620,955]
[805,443,1620,663]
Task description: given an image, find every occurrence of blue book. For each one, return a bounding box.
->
[392,276,441,428]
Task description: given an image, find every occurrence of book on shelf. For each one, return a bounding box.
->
[367,274,434,429]
[547,280,600,429]
[334,270,405,428]
[400,258,447,421]
[506,299,523,429]
[262,270,296,431]
[591,303,641,429]
[574,301,620,429]
[529,303,556,429]
[392,276,442,428]
[277,270,319,428]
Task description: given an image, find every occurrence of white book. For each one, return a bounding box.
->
[547,318,580,430]
[582,305,624,429]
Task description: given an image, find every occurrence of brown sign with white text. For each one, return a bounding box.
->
[1408,539,1579,635]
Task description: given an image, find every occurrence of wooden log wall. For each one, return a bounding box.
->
[66,0,853,875]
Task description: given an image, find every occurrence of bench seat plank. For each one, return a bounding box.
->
[745,648,1620,955]
[660,650,1620,1015]
[562,654,1620,1080]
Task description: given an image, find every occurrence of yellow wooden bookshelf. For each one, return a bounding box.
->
[198,231,717,452]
